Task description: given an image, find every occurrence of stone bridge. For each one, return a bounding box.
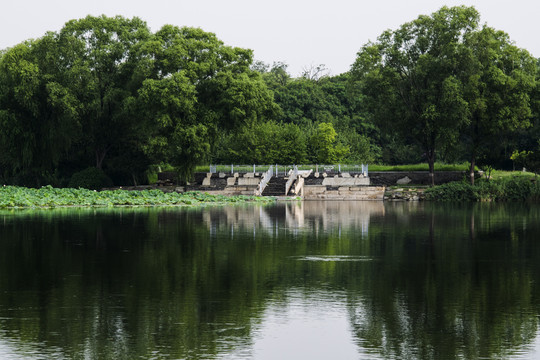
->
[189,169,384,200]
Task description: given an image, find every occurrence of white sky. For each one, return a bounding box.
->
[1,0,539,76]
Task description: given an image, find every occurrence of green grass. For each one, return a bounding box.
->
[368,162,473,172]
[488,169,537,180]
[0,185,273,208]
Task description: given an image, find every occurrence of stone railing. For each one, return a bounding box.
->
[293,176,305,196]
[285,165,299,196]
[256,165,273,195]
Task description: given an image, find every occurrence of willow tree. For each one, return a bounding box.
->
[58,15,152,170]
[350,6,477,185]
[0,35,80,184]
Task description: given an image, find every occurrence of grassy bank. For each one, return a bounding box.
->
[0,186,272,208]
[425,175,540,201]
[369,162,473,172]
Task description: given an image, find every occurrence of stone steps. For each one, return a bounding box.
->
[262,177,289,196]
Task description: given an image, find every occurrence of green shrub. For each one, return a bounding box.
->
[425,182,477,201]
[68,167,113,190]
[498,177,533,201]
[425,176,540,202]
[474,181,502,201]
[530,179,540,201]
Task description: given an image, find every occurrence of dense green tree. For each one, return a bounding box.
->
[461,26,536,184]
[524,60,540,174]
[258,61,290,88]
[0,35,80,185]
[216,121,307,164]
[267,75,348,127]
[351,6,478,184]
[341,131,380,164]
[2,10,539,185]
[138,26,277,180]
[57,15,152,170]
[258,64,379,164]
[137,70,201,180]
[499,57,540,173]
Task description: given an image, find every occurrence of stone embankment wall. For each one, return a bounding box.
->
[369,171,471,186]
[190,172,263,195]
[303,185,385,200]
[301,172,383,200]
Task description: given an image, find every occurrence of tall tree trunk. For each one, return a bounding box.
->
[427,149,435,187]
[470,119,480,186]
[469,208,475,242]
[470,152,476,186]
[95,147,109,170]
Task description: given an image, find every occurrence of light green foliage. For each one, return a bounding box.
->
[259,61,290,88]
[511,141,540,174]
[310,122,349,164]
[510,150,533,168]
[277,122,309,164]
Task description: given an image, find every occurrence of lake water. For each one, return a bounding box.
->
[0,201,540,359]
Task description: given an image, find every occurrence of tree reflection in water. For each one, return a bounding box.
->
[0,202,538,359]
[347,202,540,359]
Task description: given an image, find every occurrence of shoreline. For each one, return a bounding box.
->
[2,175,539,209]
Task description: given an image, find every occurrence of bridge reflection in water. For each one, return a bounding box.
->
[202,201,385,239]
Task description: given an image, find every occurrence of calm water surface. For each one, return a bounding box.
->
[0,201,540,359]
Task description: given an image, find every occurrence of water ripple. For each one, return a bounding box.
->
[291,255,375,262]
